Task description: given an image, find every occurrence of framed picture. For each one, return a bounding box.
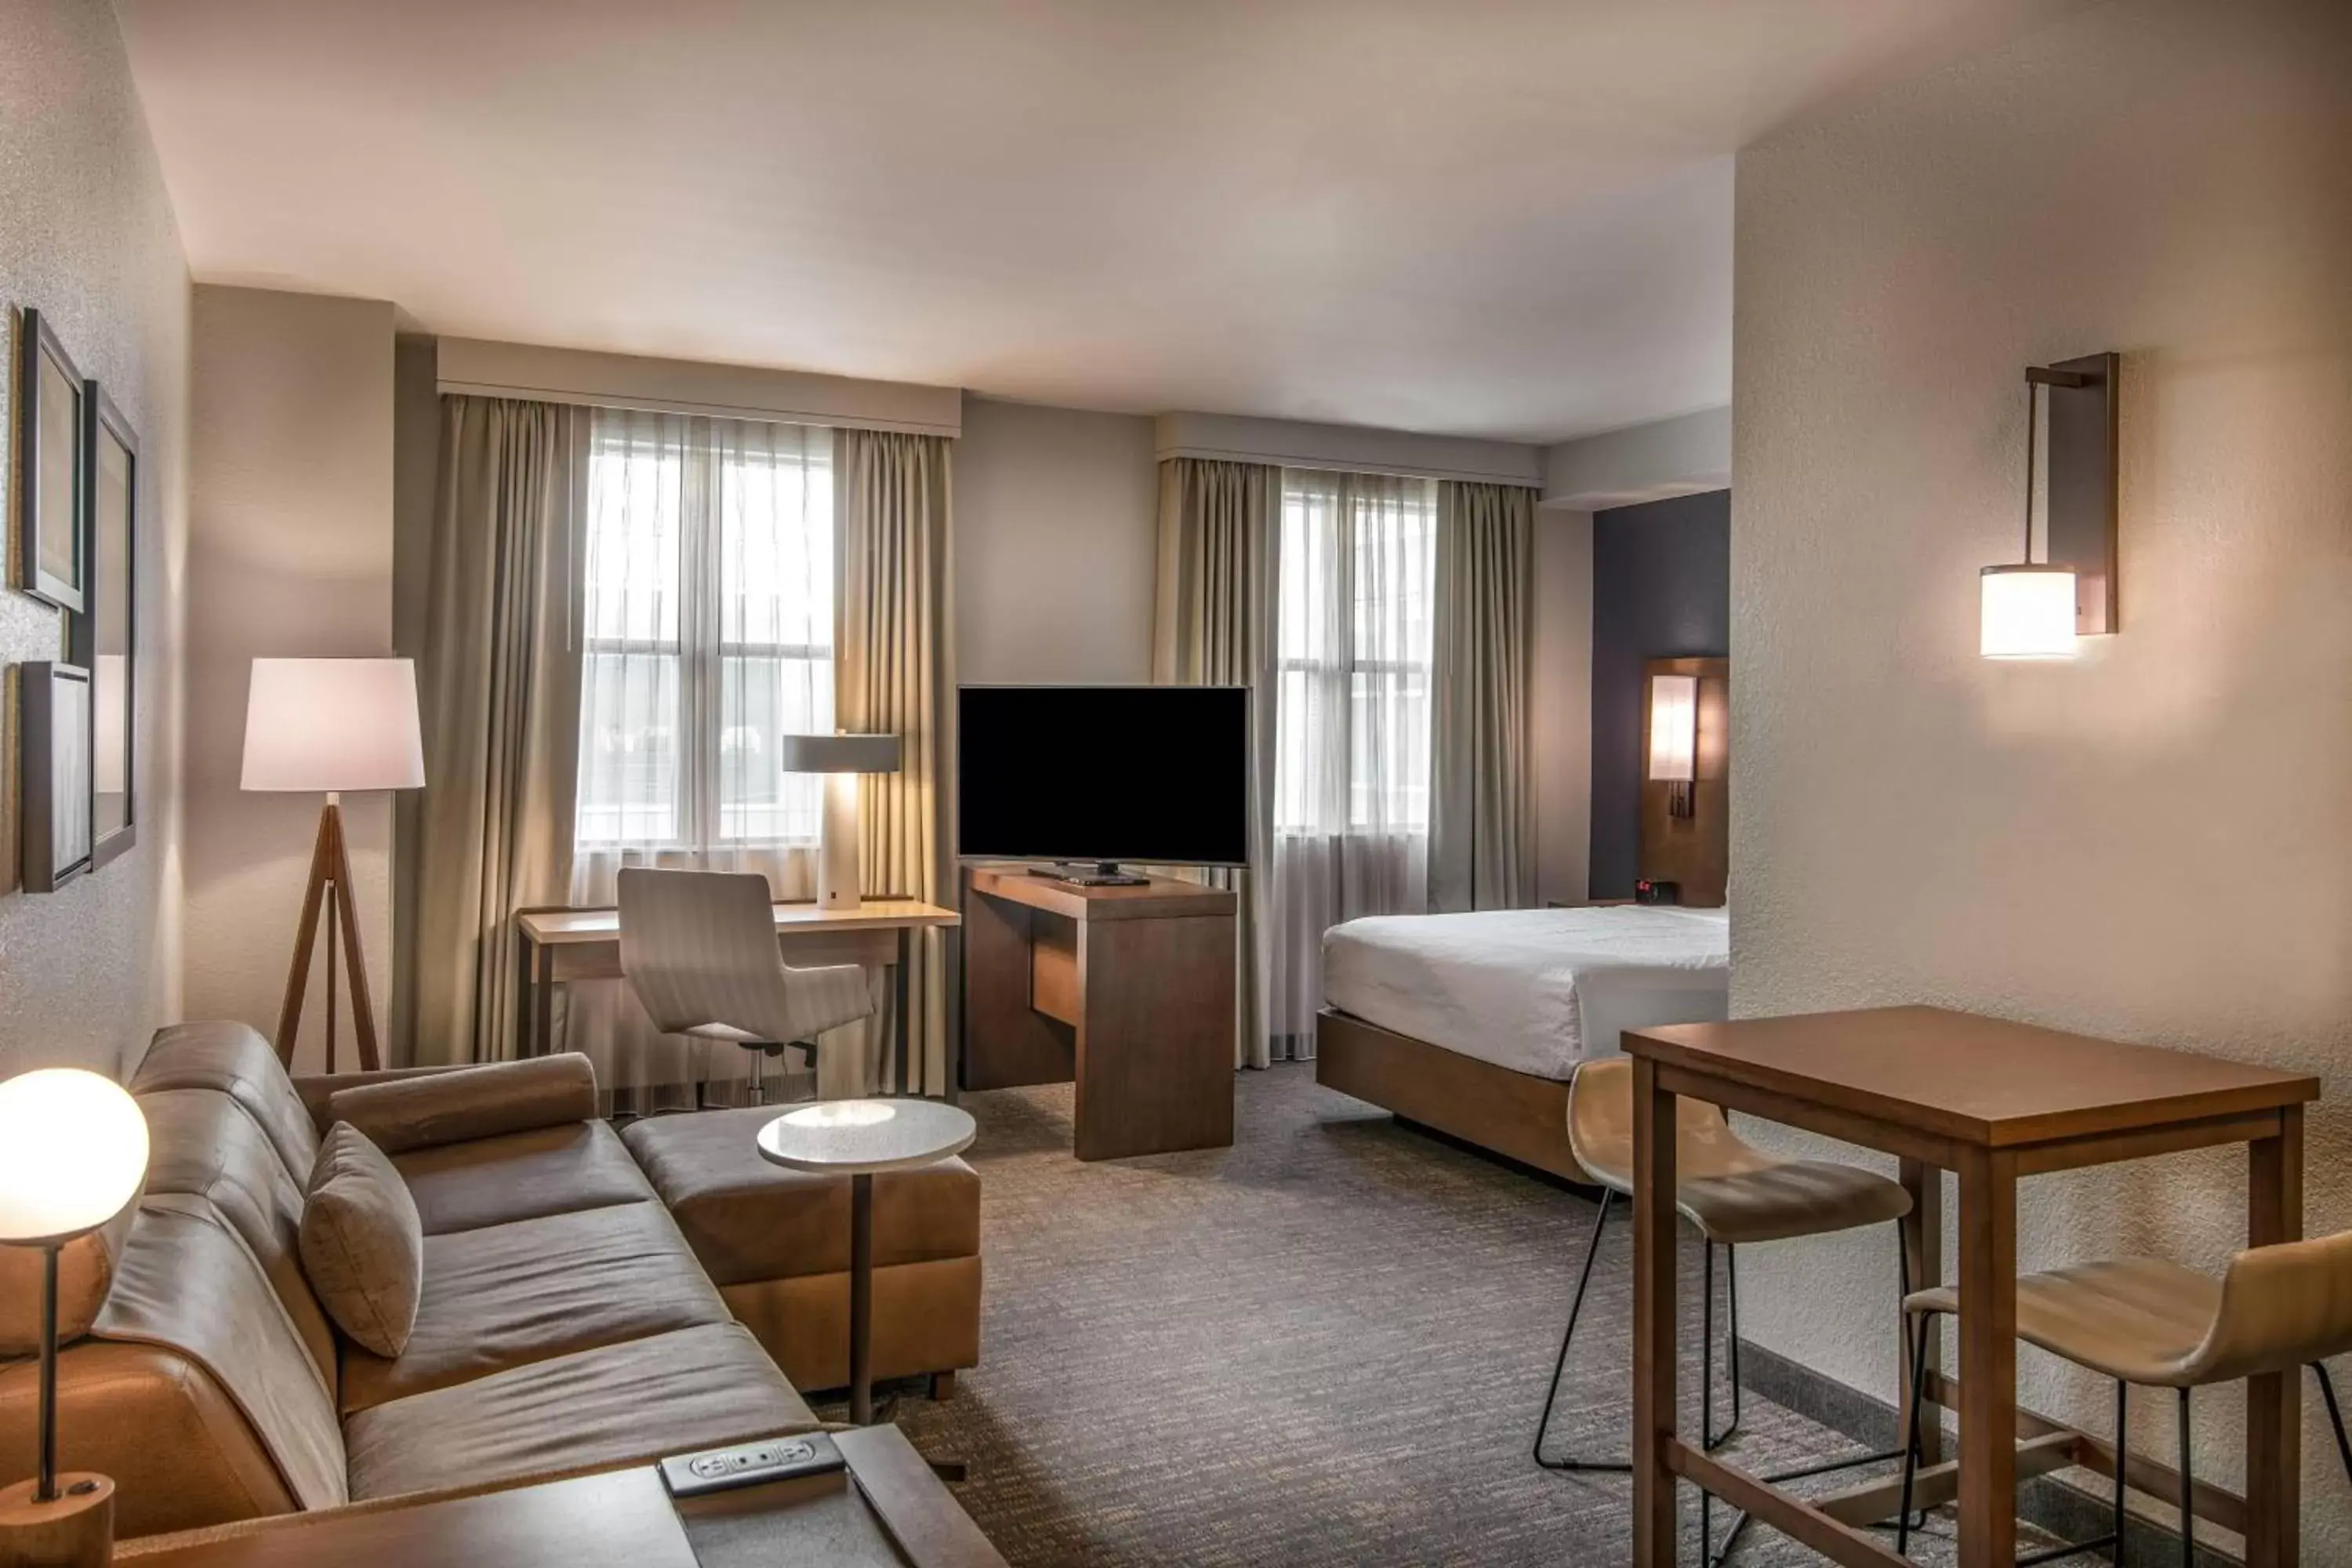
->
[77,383,136,866]
[15,309,86,612]
[20,661,93,892]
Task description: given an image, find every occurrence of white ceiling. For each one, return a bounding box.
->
[116,0,2027,443]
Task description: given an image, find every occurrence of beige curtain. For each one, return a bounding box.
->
[411,397,587,1065]
[1429,480,1536,913]
[834,429,956,1096]
[1152,457,1279,1069]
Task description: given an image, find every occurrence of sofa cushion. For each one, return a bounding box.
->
[301,1123,425,1359]
[342,1323,818,1503]
[391,1119,655,1236]
[622,1105,980,1283]
[339,1201,731,1414]
[139,1087,340,1391]
[327,1054,598,1155]
[0,1199,136,1357]
[132,1020,321,1182]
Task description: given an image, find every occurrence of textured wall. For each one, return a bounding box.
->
[0,0,190,1078]
[1733,0,2352,1544]
[184,286,394,1073]
[956,395,1158,684]
[1588,491,1729,898]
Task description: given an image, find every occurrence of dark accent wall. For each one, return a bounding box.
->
[1588,490,1730,898]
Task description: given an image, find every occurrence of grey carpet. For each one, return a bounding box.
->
[876,1063,2014,1566]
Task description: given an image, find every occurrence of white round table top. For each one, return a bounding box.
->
[755,1098,978,1175]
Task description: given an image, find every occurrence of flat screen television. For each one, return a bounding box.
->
[958,684,1250,870]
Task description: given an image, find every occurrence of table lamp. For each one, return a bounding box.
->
[778,734,901,911]
[0,1069,150,1567]
[241,658,425,1073]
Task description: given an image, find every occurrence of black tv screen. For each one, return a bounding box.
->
[958,685,1250,867]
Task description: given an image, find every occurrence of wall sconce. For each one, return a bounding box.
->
[1647,673,1698,818]
[1980,352,2118,659]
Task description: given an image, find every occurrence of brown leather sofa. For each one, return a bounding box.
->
[0,1021,982,1540]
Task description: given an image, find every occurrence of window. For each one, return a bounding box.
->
[575,412,833,851]
[1272,469,1436,836]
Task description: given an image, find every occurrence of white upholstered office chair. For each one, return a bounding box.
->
[617,867,875,1106]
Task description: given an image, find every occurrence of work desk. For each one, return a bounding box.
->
[515,899,961,1093]
[1621,1004,2319,1568]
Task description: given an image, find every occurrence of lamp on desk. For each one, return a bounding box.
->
[0,1069,150,1567]
[779,733,901,913]
[241,658,425,1073]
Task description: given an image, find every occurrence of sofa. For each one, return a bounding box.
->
[0,1021,982,1540]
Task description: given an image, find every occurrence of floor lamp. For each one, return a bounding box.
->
[241,658,425,1074]
[0,1068,151,1568]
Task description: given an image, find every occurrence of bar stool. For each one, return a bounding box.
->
[1533,1056,1918,1565]
[1896,1234,2352,1566]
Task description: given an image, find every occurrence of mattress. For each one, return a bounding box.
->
[1321,906,1731,1081]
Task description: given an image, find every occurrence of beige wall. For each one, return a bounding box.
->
[0,0,191,1079]
[956,395,1158,684]
[1733,0,2352,1543]
[1532,509,1593,905]
[185,286,396,1073]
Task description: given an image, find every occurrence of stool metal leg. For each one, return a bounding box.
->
[2314,1361,2352,1485]
[2113,1380,2129,1564]
[1896,1308,1932,1556]
[2176,1387,2194,1568]
[1533,1191,1627,1473]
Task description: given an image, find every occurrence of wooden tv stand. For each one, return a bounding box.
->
[960,864,1236,1160]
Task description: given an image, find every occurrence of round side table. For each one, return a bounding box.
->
[756,1098,977,1425]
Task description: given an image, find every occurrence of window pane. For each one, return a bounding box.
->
[719,653,834,842]
[576,651,681,846]
[584,437,682,645]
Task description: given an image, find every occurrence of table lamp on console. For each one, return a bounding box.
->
[0,1069,151,1568]
[241,658,426,1074]
[779,734,901,912]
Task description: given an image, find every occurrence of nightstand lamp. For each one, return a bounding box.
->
[779,734,902,912]
[0,1069,150,1568]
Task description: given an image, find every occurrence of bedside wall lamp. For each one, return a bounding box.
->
[1980,353,2118,659]
[1647,673,1698,818]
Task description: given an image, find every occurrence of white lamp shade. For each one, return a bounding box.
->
[1646,674,1698,783]
[241,658,426,792]
[1980,566,2078,659]
[778,733,902,775]
[0,1069,150,1243]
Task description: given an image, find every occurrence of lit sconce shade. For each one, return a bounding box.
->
[1647,674,1697,783]
[1980,565,2078,659]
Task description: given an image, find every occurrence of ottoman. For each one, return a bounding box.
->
[621,1106,982,1396]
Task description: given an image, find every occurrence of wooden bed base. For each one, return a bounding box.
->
[1314,1007,1592,1185]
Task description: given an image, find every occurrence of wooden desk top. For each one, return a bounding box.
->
[119,1427,1005,1568]
[967,865,1236,921]
[1626,1005,2319,1149]
[520,898,960,945]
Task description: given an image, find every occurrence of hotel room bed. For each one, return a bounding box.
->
[1315,904,1730,1182]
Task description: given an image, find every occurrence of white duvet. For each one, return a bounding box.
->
[1321,905,1730,1081]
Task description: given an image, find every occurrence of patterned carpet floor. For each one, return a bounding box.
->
[869,1062,2005,1567]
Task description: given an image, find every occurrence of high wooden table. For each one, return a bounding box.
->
[516,900,961,1093]
[1622,1005,2319,1568]
[116,1425,1006,1568]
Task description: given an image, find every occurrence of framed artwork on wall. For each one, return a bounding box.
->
[20,660,94,892]
[15,309,86,612]
[78,383,137,866]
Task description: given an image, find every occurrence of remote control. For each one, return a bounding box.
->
[659,1432,846,1498]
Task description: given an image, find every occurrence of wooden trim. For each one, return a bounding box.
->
[1814,1432,2076,1527]
[1312,1009,1585,1183]
[1956,1147,2019,1568]
[2245,1105,2303,1568]
[834,1426,1010,1567]
[1631,1059,1679,1565]
[1668,1442,1911,1568]
[964,865,1234,922]
[1656,1063,1962,1169]
[2011,1109,2283,1177]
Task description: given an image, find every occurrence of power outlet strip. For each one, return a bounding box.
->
[659,1433,846,1498]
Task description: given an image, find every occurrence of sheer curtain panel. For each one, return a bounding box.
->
[411,396,586,1067]
[1152,457,1280,1069]
[1429,480,1536,912]
[1267,468,1436,1057]
[565,410,873,1111]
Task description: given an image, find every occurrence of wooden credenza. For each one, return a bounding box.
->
[960,866,1236,1161]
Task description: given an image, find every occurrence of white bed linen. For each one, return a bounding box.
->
[1321,906,1730,1081]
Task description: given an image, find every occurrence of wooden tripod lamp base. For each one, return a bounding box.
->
[243,657,424,1079]
[273,797,381,1075]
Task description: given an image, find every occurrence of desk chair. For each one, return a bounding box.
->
[1534,1056,1918,1566]
[1896,1234,2352,1566]
[618,868,875,1106]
